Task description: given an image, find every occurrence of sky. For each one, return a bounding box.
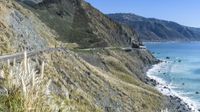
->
[85,0,200,27]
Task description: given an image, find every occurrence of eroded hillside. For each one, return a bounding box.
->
[0,0,177,112]
[0,0,58,53]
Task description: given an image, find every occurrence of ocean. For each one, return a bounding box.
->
[145,42,200,112]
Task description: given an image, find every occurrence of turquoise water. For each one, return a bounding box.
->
[145,42,200,110]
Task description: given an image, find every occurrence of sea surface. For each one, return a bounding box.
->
[145,42,200,111]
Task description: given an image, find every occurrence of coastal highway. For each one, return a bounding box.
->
[0,46,146,62]
[75,46,146,52]
[0,48,62,63]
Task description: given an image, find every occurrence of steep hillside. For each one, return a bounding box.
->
[108,13,200,41]
[0,0,183,112]
[17,0,141,48]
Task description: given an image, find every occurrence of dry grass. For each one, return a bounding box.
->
[74,49,166,111]
[0,51,51,112]
[0,51,102,112]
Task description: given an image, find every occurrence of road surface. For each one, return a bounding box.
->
[0,46,146,62]
[0,48,62,63]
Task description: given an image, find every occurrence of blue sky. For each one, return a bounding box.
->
[85,0,200,27]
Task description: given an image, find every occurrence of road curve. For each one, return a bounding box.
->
[0,46,146,63]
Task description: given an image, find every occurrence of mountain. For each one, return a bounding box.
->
[108,13,200,41]
[17,0,142,48]
[0,0,186,112]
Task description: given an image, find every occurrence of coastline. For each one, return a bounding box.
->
[143,41,200,44]
[146,61,197,112]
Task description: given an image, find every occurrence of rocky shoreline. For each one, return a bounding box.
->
[145,63,193,112]
[166,95,192,112]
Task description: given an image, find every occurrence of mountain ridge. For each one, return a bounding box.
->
[108,13,200,41]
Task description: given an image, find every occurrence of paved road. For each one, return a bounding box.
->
[0,48,61,62]
[0,46,146,62]
[77,46,146,51]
